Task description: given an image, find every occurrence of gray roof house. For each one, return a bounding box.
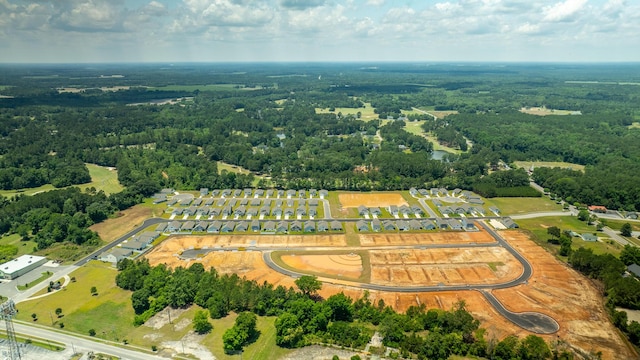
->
[247,208,259,216]
[448,219,463,230]
[229,199,238,207]
[208,221,222,233]
[204,198,214,206]
[304,221,315,232]
[99,248,132,265]
[193,221,208,232]
[369,207,382,216]
[155,223,167,232]
[435,218,448,229]
[193,198,203,206]
[272,208,283,216]
[181,221,196,232]
[296,206,307,216]
[421,220,436,230]
[221,221,236,233]
[383,220,396,231]
[167,221,181,233]
[200,188,209,196]
[217,199,227,207]
[371,219,382,232]
[244,188,252,197]
[287,190,297,198]
[236,221,249,232]
[319,189,329,199]
[308,207,318,217]
[358,205,369,216]
[418,189,429,196]
[397,220,410,231]
[266,189,274,197]
[251,220,261,232]
[171,208,183,216]
[409,219,422,230]
[284,208,295,216]
[581,233,598,242]
[234,206,247,216]
[250,199,262,207]
[501,218,519,229]
[411,205,423,215]
[356,220,369,232]
[210,207,221,217]
[317,221,329,232]
[263,221,276,232]
[121,239,147,251]
[489,206,501,215]
[277,221,289,233]
[389,205,399,215]
[399,205,411,215]
[290,221,303,232]
[628,264,640,278]
[260,206,271,215]
[240,198,249,206]
[330,221,343,231]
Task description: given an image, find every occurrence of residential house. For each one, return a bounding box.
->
[228,199,238,207]
[255,189,265,197]
[251,220,261,232]
[250,199,262,207]
[356,220,369,232]
[330,221,343,231]
[501,218,519,229]
[290,221,303,232]
[235,221,249,232]
[296,206,307,216]
[203,198,214,206]
[272,208,283,217]
[179,198,192,206]
[263,221,276,232]
[216,199,226,207]
[627,264,640,278]
[166,221,182,233]
[155,223,167,232]
[193,221,208,232]
[284,208,295,217]
[397,220,410,231]
[234,206,247,216]
[432,199,443,207]
[210,207,221,217]
[152,194,167,204]
[440,206,454,215]
[308,207,318,217]
[358,205,369,216]
[452,188,462,196]
[448,219,463,230]
[418,189,429,196]
[200,188,209,197]
[277,221,289,233]
[468,197,484,205]
[247,208,259,217]
[399,205,411,215]
[185,206,198,216]
[260,206,271,216]
[211,189,220,197]
[435,218,448,230]
[99,248,132,265]
[266,189,274,198]
[171,208,183,216]
[233,189,242,197]
[208,221,222,233]
[461,219,476,231]
[196,207,209,216]
[409,187,418,196]
[299,190,306,198]
[317,221,329,232]
[240,198,249,206]
[221,189,232,197]
[221,221,236,233]
[581,233,598,242]
[489,206,500,215]
[121,239,147,251]
[192,198,203,206]
[369,207,382,216]
[309,199,319,206]
[275,199,284,208]
[382,220,396,231]
[304,221,315,232]
[421,220,436,230]
[319,189,329,199]
[409,219,422,230]
[309,189,317,197]
[181,221,195,232]
[277,189,285,198]
[371,219,382,232]
[286,189,296,198]
[388,205,399,216]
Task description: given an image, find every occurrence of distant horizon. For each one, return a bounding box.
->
[1,0,638,64]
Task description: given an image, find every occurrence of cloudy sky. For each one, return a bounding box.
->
[1,0,638,63]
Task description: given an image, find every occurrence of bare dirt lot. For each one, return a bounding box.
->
[281,253,363,280]
[338,193,408,208]
[145,229,633,359]
[491,230,635,359]
[359,231,495,246]
[90,205,154,242]
[369,248,521,286]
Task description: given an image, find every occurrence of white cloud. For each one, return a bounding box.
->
[542,0,587,22]
[366,0,384,6]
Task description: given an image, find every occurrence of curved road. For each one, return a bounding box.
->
[263,220,559,334]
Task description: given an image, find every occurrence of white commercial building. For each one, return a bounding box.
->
[0,254,48,280]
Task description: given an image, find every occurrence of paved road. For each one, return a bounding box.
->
[602,226,630,246]
[320,199,333,219]
[480,291,559,334]
[511,211,572,220]
[12,321,165,360]
[75,218,167,266]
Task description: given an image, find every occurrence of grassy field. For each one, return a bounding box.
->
[0,163,122,198]
[217,161,268,187]
[485,197,563,215]
[517,216,621,256]
[628,122,640,129]
[403,120,427,136]
[315,102,378,121]
[16,261,135,341]
[0,233,37,257]
[149,84,262,92]
[519,107,580,116]
[513,161,585,172]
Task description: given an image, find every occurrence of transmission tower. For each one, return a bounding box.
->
[1,300,21,360]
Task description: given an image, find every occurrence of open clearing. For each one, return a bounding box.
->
[315,102,377,121]
[89,204,154,242]
[149,84,264,92]
[0,163,122,198]
[513,160,585,172]
[338,192,408,208]
[486,197,563,215]
[519,106,581,116]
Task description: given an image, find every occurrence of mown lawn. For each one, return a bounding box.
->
[486,197,563,215]
[15,261,135,341]
[0,233,37,257]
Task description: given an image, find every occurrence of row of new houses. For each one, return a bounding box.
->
[170,204,319,218]
[355,218,477,232]
[153,188,329,204]
[157,220,344,234]
[165,196,322,208]
[358,205,423,216]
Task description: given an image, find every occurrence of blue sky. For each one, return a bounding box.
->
[1,0,638,63]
